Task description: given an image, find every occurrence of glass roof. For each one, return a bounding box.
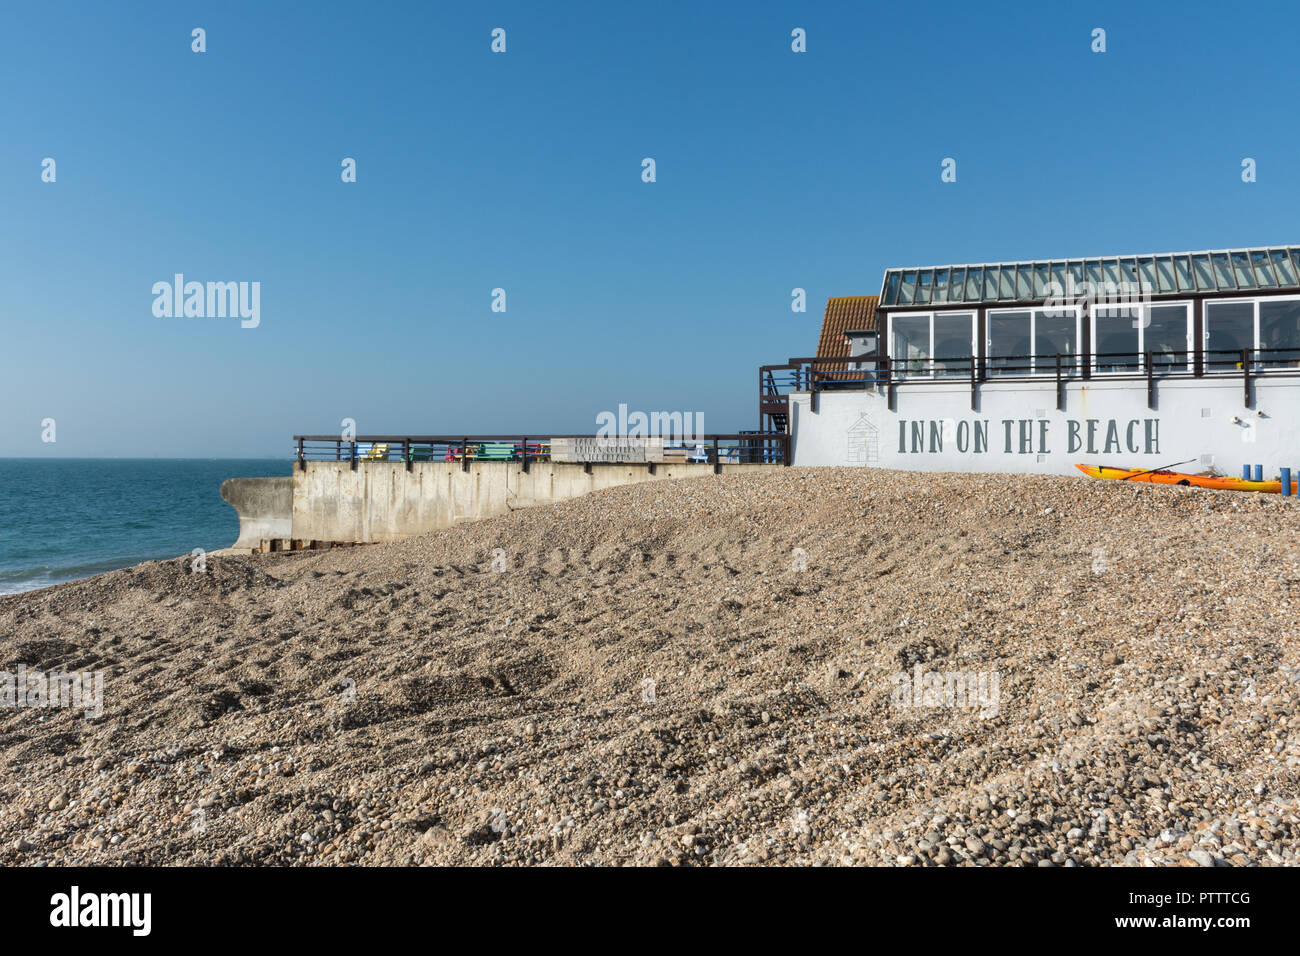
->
[878,246,1300,307]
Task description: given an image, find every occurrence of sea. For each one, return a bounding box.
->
[0,459,289,596]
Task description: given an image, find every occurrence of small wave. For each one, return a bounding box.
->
[0,554,178,596]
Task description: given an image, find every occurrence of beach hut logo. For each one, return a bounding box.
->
[846,414,879,465]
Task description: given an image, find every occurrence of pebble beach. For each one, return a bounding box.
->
[1,468,1297,866]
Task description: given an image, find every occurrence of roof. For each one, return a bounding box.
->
[877,245,1300,307]
[815,296,878,359]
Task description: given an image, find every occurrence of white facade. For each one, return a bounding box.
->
[789,377,1300,476]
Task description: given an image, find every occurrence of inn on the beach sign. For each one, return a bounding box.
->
[896,416,1161,456]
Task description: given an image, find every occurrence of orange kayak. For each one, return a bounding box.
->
[1076,464,1283,493]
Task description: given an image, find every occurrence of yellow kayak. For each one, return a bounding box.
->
[1076,464,1283,493]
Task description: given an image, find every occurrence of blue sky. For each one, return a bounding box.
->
[2,0,1298,457]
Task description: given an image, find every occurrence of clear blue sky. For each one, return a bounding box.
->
[3,0,1298,457]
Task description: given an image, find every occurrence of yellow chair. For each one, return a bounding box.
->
[360,442,390,460]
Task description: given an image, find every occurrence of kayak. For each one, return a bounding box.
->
[1075,463,1284,493]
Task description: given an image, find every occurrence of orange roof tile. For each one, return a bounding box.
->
[815,296,878,358]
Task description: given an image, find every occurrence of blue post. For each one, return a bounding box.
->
[1254,464,1264,482]
[1282,467,1293,498]
[1243,464,1252,480]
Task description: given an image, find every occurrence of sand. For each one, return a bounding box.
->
[1,468,1298,866]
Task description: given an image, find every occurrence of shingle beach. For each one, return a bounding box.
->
[2,469,1298,866]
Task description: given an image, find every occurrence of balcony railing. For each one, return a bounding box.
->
[760,347,1299,421]
[291,433,790,473]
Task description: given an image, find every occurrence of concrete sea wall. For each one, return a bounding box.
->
[223,461,783,548]
[219,477,293,549]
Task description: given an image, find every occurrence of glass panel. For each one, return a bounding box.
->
[1028,263,1046,298]
[891,313,931,376]
[1067,262,1084,299]
[1173,255,1195,292]
[998,266,1015,299]
[883,272,901,305]
[987,310,1031,376]
[1119,259,1140,297]
[1204,300,1254,370]
[915,270,933,305]
[1212,253,1235,290]
[1290,249,1300,286]
[1251,250,1276,287]
[1271,250,1297,286]
[1086,260,1104,288]
[898,271,917,305]
[948,268,966,302]
[1034,308,1077,374]
[1144,304,1190,370]
[1138,257,1158,292]
[966,267,982,301]
[983,266,999,300]
[1192,254,1214,290]
[1231,251,1256,289]
[1050,262,1067,299]
[1103,259,1122,290]
[1154,256,1176,293]
[1015,264,1032,299]
[1259,299,1300,367]
[932,269,950,303]
[1093,308,1141,372]
[932,313,973,377]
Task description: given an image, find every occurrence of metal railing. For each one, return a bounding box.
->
[760,347,1300,422]
[291,433,790,473]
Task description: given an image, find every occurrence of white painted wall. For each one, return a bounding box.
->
[789,376,1300,476]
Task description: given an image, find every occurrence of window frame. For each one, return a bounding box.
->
[1090,300,1192,375]
[985,304,1082,376]
[886,309,977,379]
[1203,293,1300,371]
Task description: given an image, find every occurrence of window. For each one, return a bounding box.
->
[933,312,976,376]
[1192,254,1215,290]
[1145,304,1192,370]
[1251,250,1276,287]
[888,311,975,378]
[1208,296,1300,370]
[986,306,1079,375]
[1093,307,1141,372]
[1259,299,1300,367]
[932,269,950,303]
[987,310,1031,375]
[1036,308,1079,369]
[1155,256,1176,292]
[1092,302,1191,373]
[1204,300,1254,371]
[891,314,930,374]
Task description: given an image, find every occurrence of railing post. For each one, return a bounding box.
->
[335,439,341,461]
[783,433,791,466]
[712,436,721,474]
[1242,348,1252,408]
[521,436,529,473]
[462,437,470,472]
[297,437,305,472]
[1055,353,1064,412]
[404,438,412,472]
[349,441,357,471]
[1145,350,1155,410]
